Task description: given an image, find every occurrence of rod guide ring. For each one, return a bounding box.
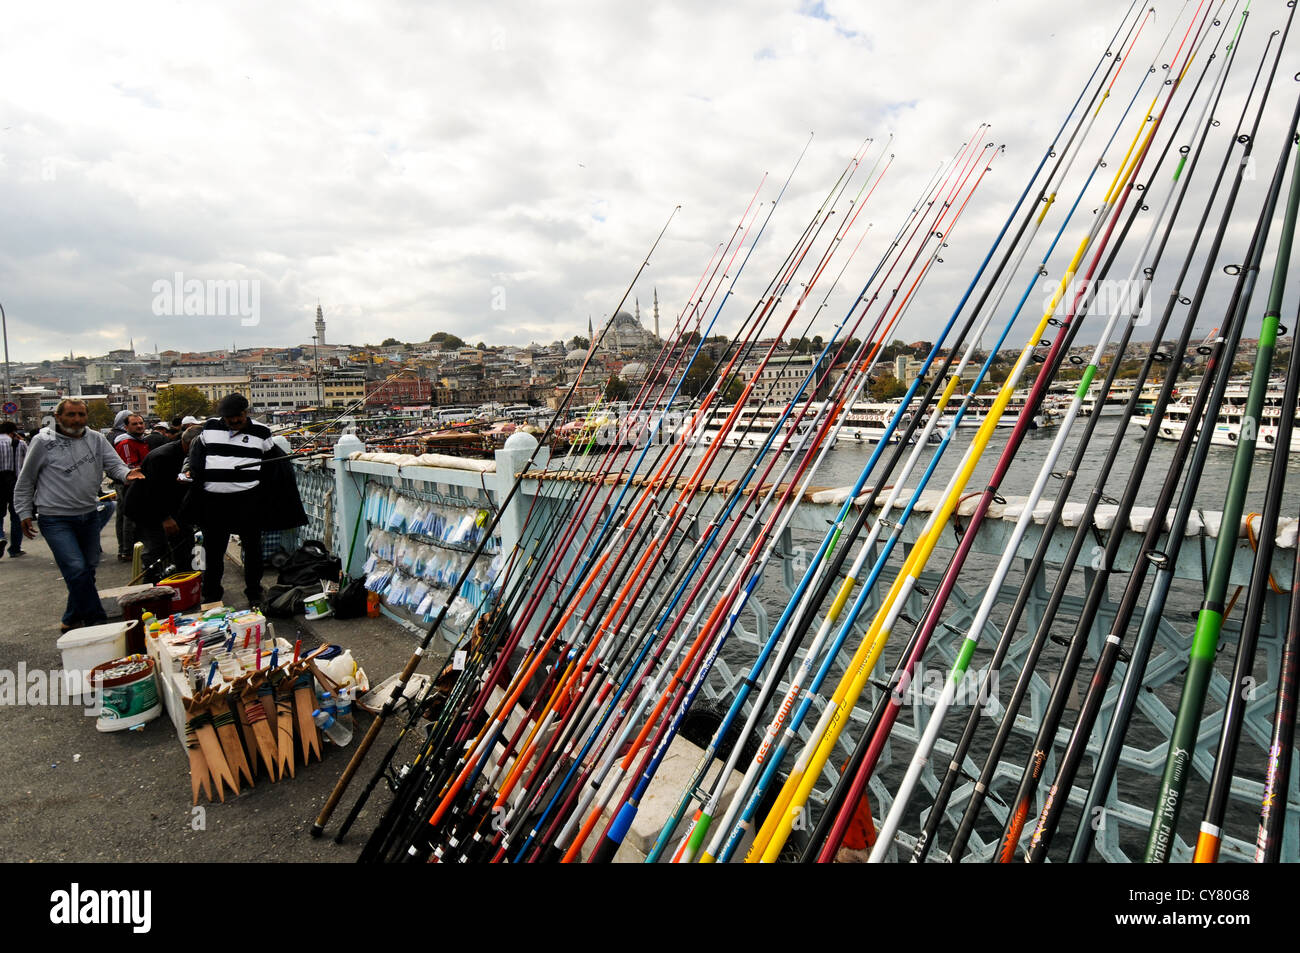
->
[1224,264,1241,275]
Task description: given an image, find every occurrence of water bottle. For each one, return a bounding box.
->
[335,688,354,744]
[312,708,352,746]
[318,689,335,718]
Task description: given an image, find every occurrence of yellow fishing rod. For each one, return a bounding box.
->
[745,82,1173,862]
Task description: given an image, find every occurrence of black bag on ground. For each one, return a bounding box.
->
[330,577,369,620]
[276,540,341,589]
[265,584,314,618]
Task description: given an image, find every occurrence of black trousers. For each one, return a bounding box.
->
[200,525,265,604]
[136,521,197,583]
[0,471,20,554]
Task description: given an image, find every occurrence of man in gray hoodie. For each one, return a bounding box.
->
[15,399,145,631]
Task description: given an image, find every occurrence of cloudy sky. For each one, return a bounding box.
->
[2,0,1298,362]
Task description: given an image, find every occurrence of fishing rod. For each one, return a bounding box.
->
[860,0,1243,863]
[514,154,980,865]
[337,290,739,854]
[461,138,930,864]
[343,390,677,855]
[390,143,873,863]
[1255,409,1300,861]
[1190,119,1300,863]
[406,139,842,846]
[747,52,1196,864]
[490,156,906,864]
[941,8,1276,866]
[543,135,998,863]
[915,9,1249,868]
[308,205,682,837]
[824,31,1202,860]
[738,5,1196,862]
[578,144,1005,864]
[1002,14,1284,864]
[1146,48,1300,862]
[520,5,1149,863]
[695,39,1156,869]
[1054,27,1300,867]
[469,223,884,863]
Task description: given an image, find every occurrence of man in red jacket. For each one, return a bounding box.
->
[112,413,150,561]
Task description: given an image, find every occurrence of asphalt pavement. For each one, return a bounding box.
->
[0,519,445,863]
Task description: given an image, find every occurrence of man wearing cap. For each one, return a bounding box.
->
[185,393,274,607]
[143,420,172,451]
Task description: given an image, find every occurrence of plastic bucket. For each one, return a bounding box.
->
[304,592,331,620]
[159,571,202,611]
[89,654,161,732]
[58,621,137,697]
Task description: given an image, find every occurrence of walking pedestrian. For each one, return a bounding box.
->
[0,421,28,557]
[14,399,144,631]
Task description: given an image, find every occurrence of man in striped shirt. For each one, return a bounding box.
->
[0,421,28,557]
[187,393,274,607]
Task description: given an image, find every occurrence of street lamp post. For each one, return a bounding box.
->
[0,301,11,415]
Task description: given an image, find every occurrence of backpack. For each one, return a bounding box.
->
[276,540,342,589]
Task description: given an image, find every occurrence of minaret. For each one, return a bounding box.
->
[315,302,327,346]
[653,288,660,340]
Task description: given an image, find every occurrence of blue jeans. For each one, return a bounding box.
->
[41,510,109,627]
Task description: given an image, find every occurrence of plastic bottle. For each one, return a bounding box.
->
[334,688,354,745]
[318,689,336,719]
[312,708,352,746]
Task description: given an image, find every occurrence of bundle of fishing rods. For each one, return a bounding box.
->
[309,0,1300,862]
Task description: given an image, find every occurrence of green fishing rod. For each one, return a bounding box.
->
[945,4,1272,862]
[1062,48,1300,868]
[1255,399,1300,861]
[1146,63,1300,863]
[1019,4,1280,863]
[1193,127,1300,862]
[813,0,1241,864]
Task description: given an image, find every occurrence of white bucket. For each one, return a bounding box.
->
[303,592,331,620]
[57,621,137,697]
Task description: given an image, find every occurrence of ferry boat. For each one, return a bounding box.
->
[1137,383,1300,452]
[679,402,842,451]
[954,391,1063,429]
[1081,381,1138,417]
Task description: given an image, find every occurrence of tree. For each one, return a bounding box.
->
[569,335,590,351]
[866,373,907,401]
[605,376,630,401]
[682,353,718,398]
[381,337,402,347]
[85,399,114,430]
[156,385,211,421]
[428,331,467,349]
